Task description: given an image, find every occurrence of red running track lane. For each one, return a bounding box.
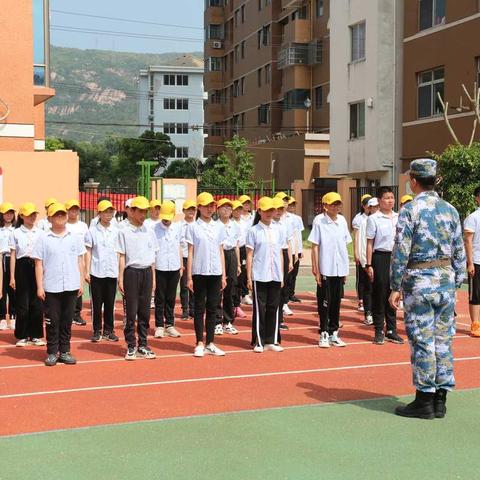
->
[0,291,479,436]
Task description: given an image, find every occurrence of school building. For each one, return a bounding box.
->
[0,0,78,212]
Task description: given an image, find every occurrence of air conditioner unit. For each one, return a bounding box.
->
[148,91,154,97]
[212,41,223,49]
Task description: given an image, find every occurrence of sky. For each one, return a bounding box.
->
[49,0,204,54]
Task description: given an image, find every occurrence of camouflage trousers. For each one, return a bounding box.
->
[403,270,456,393]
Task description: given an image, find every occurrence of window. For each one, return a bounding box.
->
[265,64,271,84]
[240,77,245,95]
[258,0,262,10]
[350,22,366,62]
[284,89,310,110]
[177,98,189,110]
[211,90,223,104]
[208,0,224,6]
[261,25,270,46]
[257,30,262,49]
[477,58,480,88]
[163,123,176,134]
[233,80,240,97]
[208,24,224,39]
[419,0,446,31]
[241,41,245,59]
[417,67,444,118]
[211,123,222,136]
[164,98,175,109]
[209,57,223,71]
[177,123,189,134]
[164,74,175,85]
[234,45,240,62]
[33,0,47,86]
[241,113,245,129]
[258,104,270,124]
[316,0,324,17]
[350,101,365,139]
[257,68,262,87]
[292,6,307,21]
[234,10,239,27]
[177,75,189,86]
[315,85,323,109]
[312,40,323,64]
[176,147,189,159]
[241,5,246,23]
[149,98,154,115]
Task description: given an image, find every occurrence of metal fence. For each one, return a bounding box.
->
[349,186,399,219]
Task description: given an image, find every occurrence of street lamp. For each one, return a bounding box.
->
[304,97,312,133]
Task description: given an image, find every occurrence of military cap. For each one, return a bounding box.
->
[410,158,437,178]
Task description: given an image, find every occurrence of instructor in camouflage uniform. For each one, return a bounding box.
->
[389,159,466,420]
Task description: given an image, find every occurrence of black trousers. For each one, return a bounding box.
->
[278,248,290,324]
[90,275,117,333]
[288,254,301,299]
[372,251,397,333]
[74,294,83,320]
[180,258,194,314]
[316,276,343,334]
[235,246,248,303]
[44,291,77,355]
[14,258,43,340]
[251,281,282,347]
[124,267,152,349]
[0,255,15,319]
[193,275,222,344]
[357,265,372,315]
[155,269,180,327]
[218,249,237,325]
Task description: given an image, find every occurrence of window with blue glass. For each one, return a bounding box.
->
[33,0,48,86]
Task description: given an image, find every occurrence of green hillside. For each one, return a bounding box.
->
[46,46,203,143]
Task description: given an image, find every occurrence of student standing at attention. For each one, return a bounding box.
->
[116,196,158,361]
[37,198,57,232]
[179,200,196,319]
[153,201,182,339]
[238,195,254,306]
[285,196,304,304]
[246,197,285,353]
[0,202,16,329]
[231,200,248,319]
[144,199,161,230]
[186,192,227,358]
[9,203,44,347]
[366,187,404,345]
[309,192,351,348]
[84,200,120,343]
[32,203,86,367]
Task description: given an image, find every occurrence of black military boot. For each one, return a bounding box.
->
[395,391,435,419]
[434,389,447,418]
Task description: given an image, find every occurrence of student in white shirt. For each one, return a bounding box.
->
[366,187,403,345]
[179,200,196,319]
[215,198,241,335]
[246,197,285,353]
[85,200,120,343]
[186,192,227,358]
[9,203,44,347]
[153,201,182,339]
[231,200,248,319]
[37,197,56,232]
[116,196,158,361]
[117,198,135,230]
[238,194,254,306]
[464,186,480,337]
[286,197,305,304]
[144,199,161,230]
[309,192,351,348]
[32,203,86,367]
[0,202,16,329]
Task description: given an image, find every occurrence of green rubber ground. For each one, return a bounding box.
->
[1,389,478,480]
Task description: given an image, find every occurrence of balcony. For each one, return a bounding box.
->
[204,71,224,91]
[278,41,323,69]
[282,19,310,44]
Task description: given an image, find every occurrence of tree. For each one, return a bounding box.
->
[163,158,200,179]
[45,137,65,151]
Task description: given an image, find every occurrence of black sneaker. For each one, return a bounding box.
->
[102,331,119,342]
[73,317,87,326]
[58,352,77,365]
[290,296,302,303]
[45,354,58,367]
[188,311,194,319]
[279,323,289,331]
[137,346,156,359]
[91,331,102,343]
[386,331,405,344]
[373,331,385,345]
[181,311,189,320]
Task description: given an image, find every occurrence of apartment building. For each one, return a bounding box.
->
[138,64,206,163]
[0,0,78,209]
[402,0,480,172]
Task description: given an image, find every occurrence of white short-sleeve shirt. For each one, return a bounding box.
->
[185,218,226,276]
[308,214,352,277]
[84,222,119,278]
[144,218,160,230]
[217,219,240,251]
[31,230,86,293]
[366,211,399,252]
[9,225,42,259]
[464,208,480,264]
[115,222,158,269]
[154,221,182,271]
[37,218,52,232]
[180,219,194,259]
[66,221,88,237]
[246,221,285,283]
[353,213,369,267]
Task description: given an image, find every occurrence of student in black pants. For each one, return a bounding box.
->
[186,192,227,358]
[180,200,196,319]
[0,203,16,329]
[231,200,248,318]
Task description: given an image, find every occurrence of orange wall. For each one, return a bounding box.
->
[151,178,198,222]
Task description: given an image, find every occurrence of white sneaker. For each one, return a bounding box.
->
[150,297,155,309]
[265,344,284,352]
[253,345,264,353]
[282,304,294,316]
[8,319,15,330]
[358,304,364,312]
[319,332,330,348]
[241,295,253,305]
[154,327,165,338]
[194,345,205,357]
[224,323,238,335]
[0,320,7,330]
[364,314,373,326]
[166,326,181,338]
[214,324,224,335]
[205,343,225,356]
[329,331,346,347]
[16,338,28,347]
[29,338,46,346]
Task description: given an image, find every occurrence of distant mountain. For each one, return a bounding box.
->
[47,46,204,142]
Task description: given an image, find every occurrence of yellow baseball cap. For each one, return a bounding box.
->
[288,196,296,205]
[217,198,233,209]
[401,194,413,204]
[238,195,251,204]
[19,202,39,217]
[274,192,288,200]
[44,197,57,208]
[97,200,114,212]
[65,199,80,210]
[361,194,372,202]
[232,200,243,210]
[150,199,162,208]
[159,201,176,221]
[322,192,342,205]
[197,192,216,206]
[183,200,197,210]
[272,197,285,209]
[0,202,15,214]
[131,196,150,210]
[257,197,275,211]
[47,202,67,217]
